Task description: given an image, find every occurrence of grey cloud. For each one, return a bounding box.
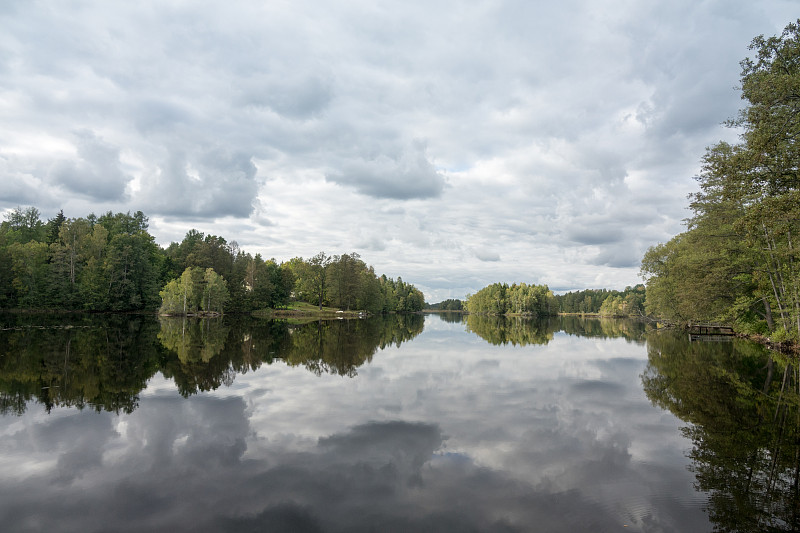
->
[133,99,194,134]
[356,235,387,251]
[474,248,501,262]
[327,143,446,200]
[566,226,624,246]
[588,245,645,269]
[0,393,678,532]
[0,157,47,205]
[50,130,131,201]
[140,148,258,218]
[0,410,641,532]
[220,503,324,533]
[261,76,333,120]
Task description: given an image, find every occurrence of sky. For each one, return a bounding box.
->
[0,1,797,302]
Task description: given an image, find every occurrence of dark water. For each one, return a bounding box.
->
[0,313,797,532]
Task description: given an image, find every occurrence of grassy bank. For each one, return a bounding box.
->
[252,301,368,321]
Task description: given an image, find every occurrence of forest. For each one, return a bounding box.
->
[465,282,555,316]
[0,207,424,315]
[460,283,645,318]
[425,298,463,311]
[554,285,646,316]
[640,22,800,343]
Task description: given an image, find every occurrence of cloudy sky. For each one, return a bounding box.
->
[0,1,796,301]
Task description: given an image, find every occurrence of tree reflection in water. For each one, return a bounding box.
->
[283,314,425,377]
[0,313,425,412]
[642,330,800,532]
[433,312,466,324]
[0,314,160,415]
[464,314,651,346]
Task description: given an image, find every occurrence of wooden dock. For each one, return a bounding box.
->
[688,324,735,342]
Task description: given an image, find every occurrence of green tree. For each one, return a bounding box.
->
[45,210,66,245]
[327,252,365,311]
[294,252,331,310]
[78,224,110,310]
[641,22,800,339]
[201,268,229,313]
[159,267,228,315]
[466,282,552,316]
[160,267,200,315]
[3,206,45,244]
[8,241,49,308]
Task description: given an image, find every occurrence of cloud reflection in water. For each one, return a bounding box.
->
[0,317,711,532]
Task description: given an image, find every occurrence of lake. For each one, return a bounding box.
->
[0,313,797,532]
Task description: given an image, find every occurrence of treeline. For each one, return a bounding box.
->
[640,22,800,342]
[426,298,463,311]
[458,282,646,318]
[0,208,165,310]
[553,285,645,317]
[0,207,425,314]
[285,252,424,314]
[465,282,555,316]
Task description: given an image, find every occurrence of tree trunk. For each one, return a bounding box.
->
[764,296,775,330]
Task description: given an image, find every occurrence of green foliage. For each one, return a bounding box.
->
[287,254,425,313]
[288,251,331,310]
[8,241,50,308]
[201,268,230,313]
[159,267,230,315]
[0,207,422,315]
[326,253,366,311]
[0,209,167,311]
[2,206,46,244]
[466,282,554,316]
[426,298,463,310]
[640,22,800,340]
[553,285,645,315]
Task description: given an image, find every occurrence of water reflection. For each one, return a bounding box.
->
[0,313,425,413]
[281,314,425,377]
[464,314,651,346]
[465,314,554,345]
[1,314,772,531]
[432,311,466,323]
[0,314,160,415]
[158,317,230,363]
[0,315,695,417]
[643,330,800,532]
[558,315,651,342]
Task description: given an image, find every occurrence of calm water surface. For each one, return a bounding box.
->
[0,313,797,532]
